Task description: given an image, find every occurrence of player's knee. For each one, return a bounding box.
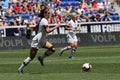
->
[49,46,56,52]
[74,45,77,48]
[72,43,77,48]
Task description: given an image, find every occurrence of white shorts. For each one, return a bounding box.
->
[67,32,78,43]
[31,33,46,49]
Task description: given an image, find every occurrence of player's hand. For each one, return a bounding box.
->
[55,24,60,28]
[76,27,81,31]
[72,28,75,31]
[74,27,81,31]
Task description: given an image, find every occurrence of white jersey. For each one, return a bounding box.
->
[67,19,78,43]
[39,18,49,39]
[67,19,78,34]
[31,18,49,48]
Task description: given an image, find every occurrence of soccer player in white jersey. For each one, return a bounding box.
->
[59,12,80,58]
[18,7,60,74]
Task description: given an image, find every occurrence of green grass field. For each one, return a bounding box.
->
[0,45,120,80]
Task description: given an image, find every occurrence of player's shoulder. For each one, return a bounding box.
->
[40,18,48,24]
[68,20,72,24]
[41,18,47,22]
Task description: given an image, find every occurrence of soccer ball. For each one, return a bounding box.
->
[82,63,92,72]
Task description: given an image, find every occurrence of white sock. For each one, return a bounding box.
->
[69,48,76,58]
[18,57,31,70]
[24,57,31,64]
[18,63,24,70]
[61,46,71,51]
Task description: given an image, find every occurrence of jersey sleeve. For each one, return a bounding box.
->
[67,21,72,28]
[42,19,49,28]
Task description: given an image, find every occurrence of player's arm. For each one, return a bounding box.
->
[65,25,81,31]
[45,24,60,33]
[75,27,81,31]
[65,25,74,31]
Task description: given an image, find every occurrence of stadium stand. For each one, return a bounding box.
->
[0,0,120,36]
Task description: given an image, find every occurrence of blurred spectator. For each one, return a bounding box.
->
[12,0,18,3]
[89,10,97,22]
[86,0,92,9]
[2,0,9,9]
[55,0,61,8]
[48,13,57,24]
[65,5,71,13]
[40,1,46,11]
[9,19,17,25]
[0,20,8,26]
[82,0,88,9]
[80,11,86,22]
[77,3,85,15]
[84,7,90,16]
[70,6,77,13]
[102,11,112,21]
[56,7,64,23]
[86,16,91,22]
[0,0,3,10]
[22,16,29,25]
[48,1,55,9]
[92,0,98,10]
[29,0,36,5]
[98,8,104,17]
[28,18,37,25]
[16,15,22,25]
[116,0,120,7]
[33,2,40,13]
[8,11,17,25]
[26,3,33,12]
[13,2,21,13]
[37,0,42,4]
[95,13,102,21]
[6,5,13,14]
[104,0,111,9]
[14,28,24,36]
[97,0,104,10]
[21,3,28,13]
[108,2,117,15]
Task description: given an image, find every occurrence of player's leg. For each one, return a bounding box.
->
[68,43,76,58]
[38,41,55,66]
[18,48,38,74]
[69,42,77,58]
[59,45,71,56]
[69,35,78,58]
[18,33,41,74]
[59,34,72,56]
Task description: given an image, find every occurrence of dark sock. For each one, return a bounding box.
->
[40,50,54,59]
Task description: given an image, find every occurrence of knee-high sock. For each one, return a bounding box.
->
[69,48,76,58]
[40,49,54,59]
[61,46,71,52]
[18,48,37,70]
[18,57,31,70]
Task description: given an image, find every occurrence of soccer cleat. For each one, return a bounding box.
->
[38,56,44,66]
[68,56,72,58]
[59,50,64,56]
[68,55,74,59]
[18,68,23,75]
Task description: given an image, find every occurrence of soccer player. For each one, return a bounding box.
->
[59,12,80,58]
[18,7,60,74]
